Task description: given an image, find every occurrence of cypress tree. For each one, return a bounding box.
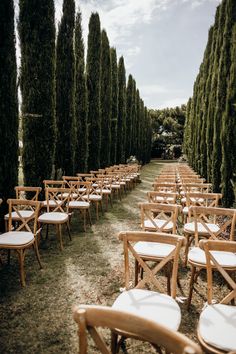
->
[116,56,126,164]
[100,30,112,168]
[55,0,75,177]
[221,2,236,206]
[110,47,118,165]
[74,10,88,173]
[136,89,141,161]
[86,13,101,171]
[131,79,137,155]
[125,74,133,159]
[0,0,18,228]
[212,0,229,192]
[19,0,56,187]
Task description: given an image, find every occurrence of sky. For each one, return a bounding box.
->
[15,0,221,109]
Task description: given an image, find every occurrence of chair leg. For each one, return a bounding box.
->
[33,242,43,269]
[66,221,72,241]
[56,224,63,251]
[184,234,192,267]
[187,265,199,310]
[18,249,26,287]
[135,259,139,286]
[111,331,118,354]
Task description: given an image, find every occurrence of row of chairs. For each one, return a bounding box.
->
[72,163,236,353]
[0,164,141,287]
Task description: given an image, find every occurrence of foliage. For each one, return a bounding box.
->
[0,0,18,228]
[19,0,56,187]
[110,47,118,165]
[55,0,75,176]
[184,0,236,206]
[100,30,112,168]
[86,12,101,171]
[74,10,88,173]
[150,105,186,159]
[116,56,126,164]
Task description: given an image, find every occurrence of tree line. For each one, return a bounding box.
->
[0,0,152,225]
[183,0,236,206]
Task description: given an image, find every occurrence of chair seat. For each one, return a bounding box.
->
[153,197,175,203]
[144,219,174,232]
[112,289,181,331]
[42,200,63,207]
[184,222,220,234]
[58,192,77,198]
[183,206,188,215]
[4,210,34,220]
[96,189,111,194]
[0,231,34,246]
[199,303,236,352]
[68,201,90,208]
[38,212,68,223]
[134,242,175,258]
[188,247,236,267]
[111,184,120,189]
[88,195,102,201]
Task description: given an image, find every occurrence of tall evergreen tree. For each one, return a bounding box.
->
[74,10,88,173]
[126,74,133,159]
[116,56,126,164]
[86,13,101,171]
[55,0,75,176]
[0,0,18,228]
[110,47,118,165]
[19,0,56,187]
[221,2,236,206]
[131,79,137,155]
[100,30,112,168]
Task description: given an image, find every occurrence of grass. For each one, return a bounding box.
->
[0,161,229,353]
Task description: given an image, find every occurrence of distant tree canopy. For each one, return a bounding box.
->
[184,0,236,206]
[150,106,186,159]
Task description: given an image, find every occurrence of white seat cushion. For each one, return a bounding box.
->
[89,195,102,201]
[42,200,63,207]
[0,231,34,246]
[4,210,34,220]
[112,289,181,331]
[188,247,236,267]
[134,242,175,258]
[183,206,188,215]
[38,212,68,223]
[199,304,236,351]
[144,219,173,231]
[184,222,220,234]
[68,201,90,208]
[111,184,120,189]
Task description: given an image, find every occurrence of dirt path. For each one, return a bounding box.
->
[0,161,213,353]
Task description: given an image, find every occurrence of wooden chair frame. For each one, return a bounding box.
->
[153,182,177,193]
[147,191,178,204]
[0,199,42,286]
[73,305,202,354]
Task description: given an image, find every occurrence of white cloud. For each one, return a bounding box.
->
[158,97,188,109]
[139,84,169,95]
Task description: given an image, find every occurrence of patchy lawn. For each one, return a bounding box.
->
[0,161,227,353]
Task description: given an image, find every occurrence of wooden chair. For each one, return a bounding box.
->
[85,178,103,220]
[140,202,181,233]
[183,192,222,223]
[38,187,71,251]
[184,206,236,307]
[197,239,236,353]
[96,175,113,210]
[73,305,202,354]
[153,182,177,193]
[110,231,186,353]
[0,199,42,287]
[67,181,92,231]
[147,191,178,204]
[184,206,236,267]
[4,186,42,231]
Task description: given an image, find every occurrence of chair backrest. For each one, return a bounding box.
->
[62,176,80,188]
[185,192,222,208]
[147,191,178,204]
[7,199,41,234]
[85,177,103,196]
[190,206,236,244]
[44,187,70,212]
[199,239,236,305]
[118,231,185,297]
[15,186,42,201]
[69,181,91,201]
[77,173,94,181]
[181,183,212,194]
[140,202,181,233]
[73,305,202,354]
[153,182,177,193]
[43,180,65,188]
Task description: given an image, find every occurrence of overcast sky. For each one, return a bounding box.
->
[15,0,221,109]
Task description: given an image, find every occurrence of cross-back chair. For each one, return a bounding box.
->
[153,182,177,193]
[4,186,42,231]
[67,181,92,231]
[110,231,185,353]
[184,206,236,307]
[140,202,181,233]
[84,177,103,220]
[38,187,71,251]
[0,199,42,286]
[73,305,202,354]
[147,191,178,204]
[197,239,236,353]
